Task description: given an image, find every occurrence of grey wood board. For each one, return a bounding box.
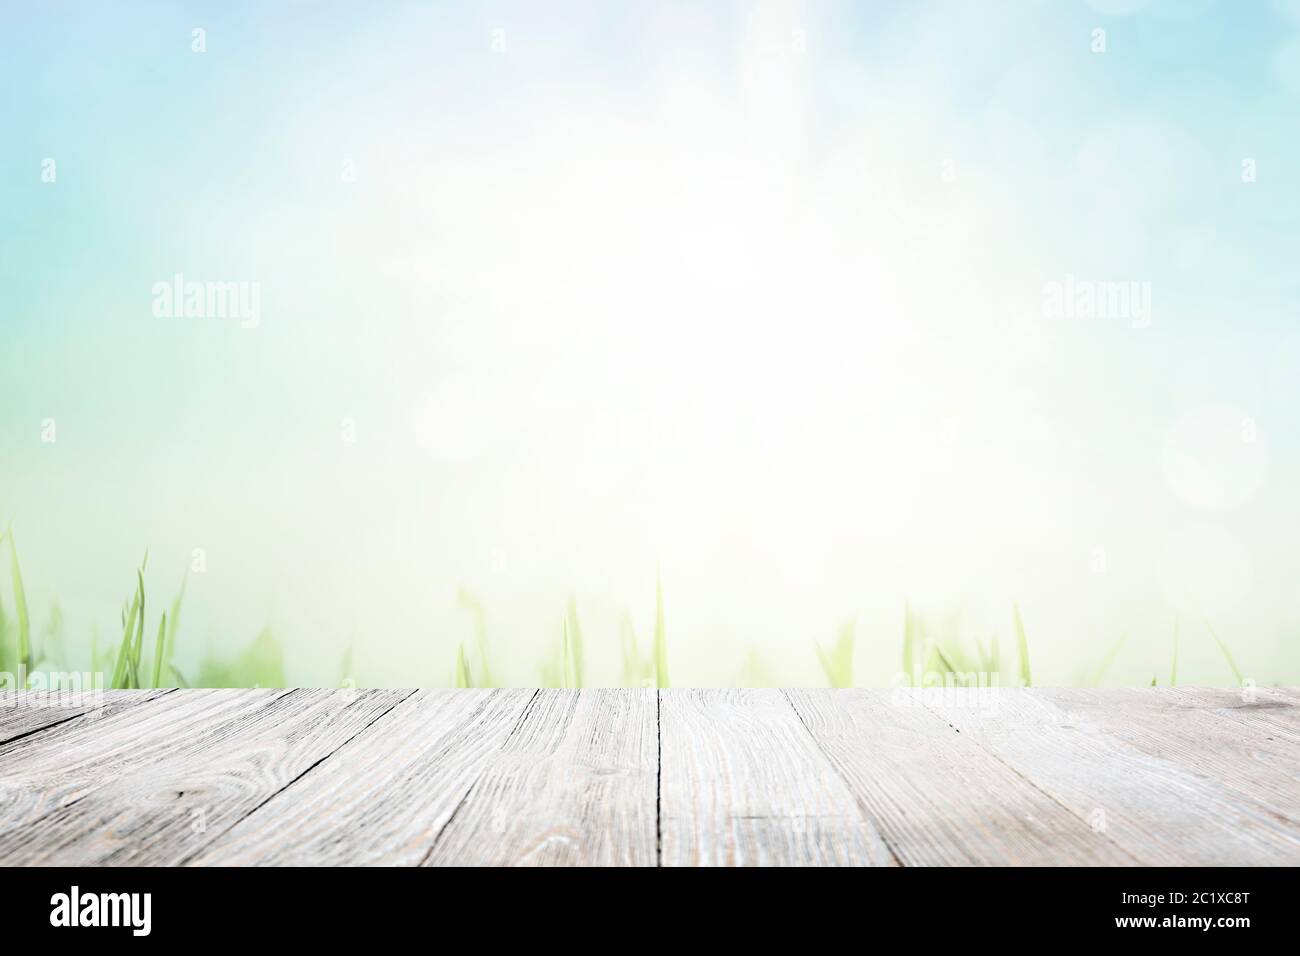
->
[1,688,1296,866]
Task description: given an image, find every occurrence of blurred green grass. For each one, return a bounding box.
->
[0,528,1264,691]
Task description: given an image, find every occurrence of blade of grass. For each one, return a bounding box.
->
[0,589,9,680]
[564,596,583,689]
[454,643,472,688]
[1012,601,1031,687]
[245,627,286,687]
[110,554,148,689]
[1088,633,1126,686]
[653,566,669,688]
[929,643,964,686]
[129,568,145,689]
[1204,619,1243,684]
[902,601,917,684]
[456,587,492,687]
[7,526,31,679]
[816,618,855,688]
[339,638,354,684]
[561,618,572,689]
[111,585,140,689]
[0,588,9,674]
[936,622,977,675]
[151,611,167,688]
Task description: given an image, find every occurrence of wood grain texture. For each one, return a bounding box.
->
[423,689,656,866]
[0,689,197,835]
[1038,688,1300,827]
[0,689,410,865]
[658,688,896,866]
[1,688,1297,866]
[1159,686,1300,744]
[0,690,298,841]
[784,689,1135,865]
[922,688,1300,866]
[187,688,537,866]
[0,689,169,746]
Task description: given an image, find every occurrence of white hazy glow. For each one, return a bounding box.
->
[292,10,1131,683]
[7,0,1297,687]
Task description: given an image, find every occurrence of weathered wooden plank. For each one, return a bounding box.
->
[1157,686,1300,745]
[0,694,93,744]
[1039,688,1300,825]
[0,690,296,841]
[0,689,411,865]
[1,688,1295,867]
[923,689,1300,865]
[659,688,895,866]
[424,689,656,866]
[0,689,169,746]
[784,689,1135,865]
[186,689,537,866]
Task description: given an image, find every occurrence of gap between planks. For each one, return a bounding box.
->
[2,688,1297,867]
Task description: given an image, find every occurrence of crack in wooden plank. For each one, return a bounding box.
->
[655,688,663,868]
[922,705,1144,866]
[175,688,420,866]
[780,688,905,867]
[0,710,95,749]
[915,690,1297,865]
[0,688,178,750]
[417,688,542,867]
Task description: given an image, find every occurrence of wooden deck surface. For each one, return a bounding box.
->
[0,688,1296,866]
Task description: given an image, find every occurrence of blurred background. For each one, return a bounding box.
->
[2,0,1298,687]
